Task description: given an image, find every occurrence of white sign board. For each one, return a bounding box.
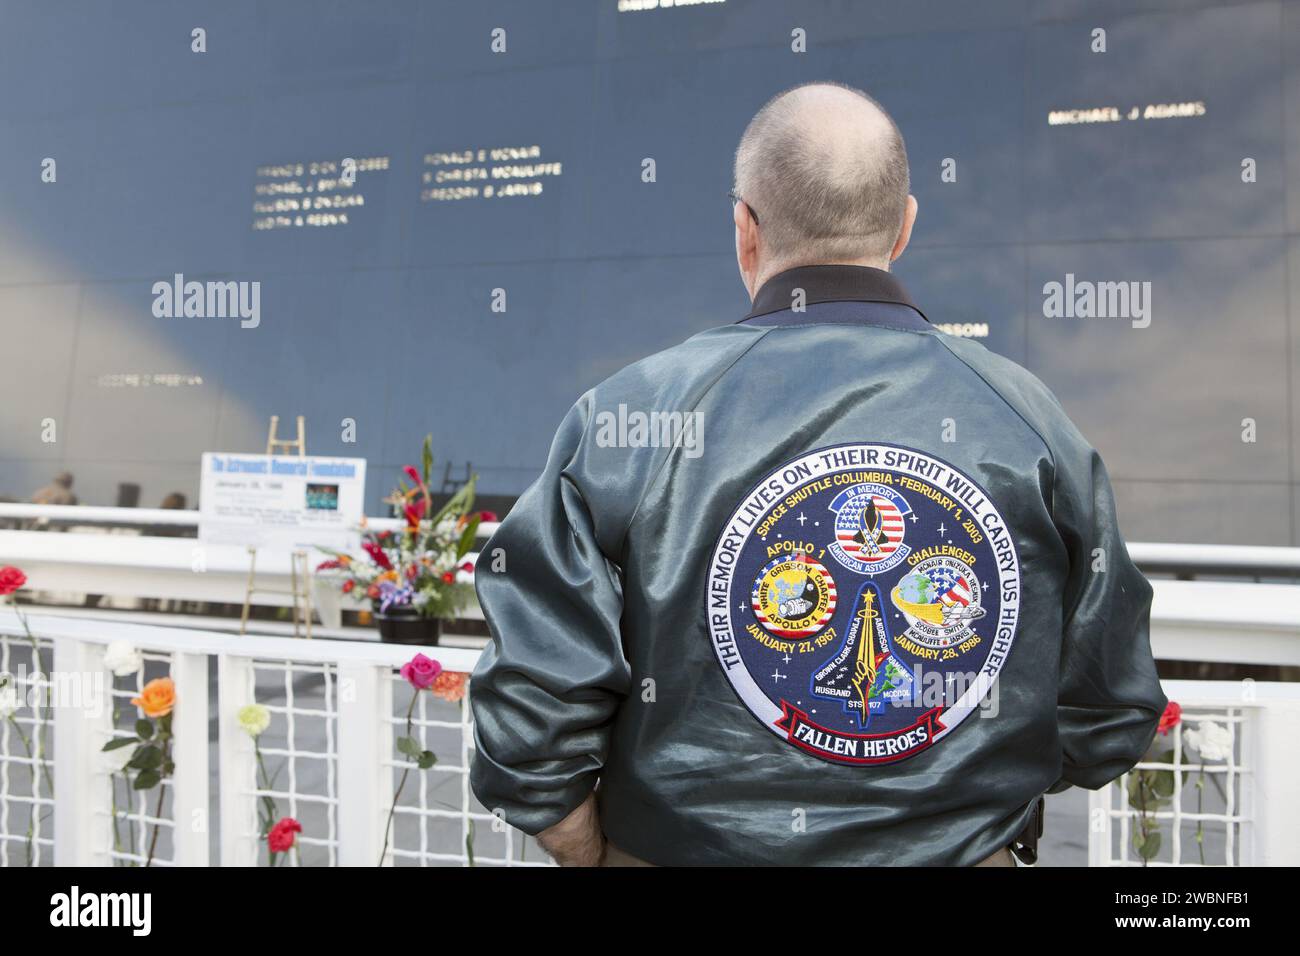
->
[199,453,366,553]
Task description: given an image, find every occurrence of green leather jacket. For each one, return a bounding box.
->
[470,265,1165,866]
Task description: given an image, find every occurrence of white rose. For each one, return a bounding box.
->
[1184,721,1232,762]
[102,737,135,772]
[103,641,142,677]
[0,682,19,719]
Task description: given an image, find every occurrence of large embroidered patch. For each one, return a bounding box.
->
[706,443,1021,766]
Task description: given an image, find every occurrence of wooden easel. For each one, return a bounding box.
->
[266,415,306,458]
[238,416,314,638]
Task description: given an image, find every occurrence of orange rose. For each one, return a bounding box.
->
[431,670,468,703]
[132,677,176,718]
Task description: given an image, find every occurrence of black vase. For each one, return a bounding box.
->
[374,608,443,645]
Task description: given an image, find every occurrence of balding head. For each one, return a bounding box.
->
[733,83,911,279]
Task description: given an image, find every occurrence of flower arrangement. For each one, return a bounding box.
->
[317,437,494,625]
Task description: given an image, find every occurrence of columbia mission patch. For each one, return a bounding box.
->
[706,443,1021,766]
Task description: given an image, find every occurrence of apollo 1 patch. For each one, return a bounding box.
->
[706,443,1021,766]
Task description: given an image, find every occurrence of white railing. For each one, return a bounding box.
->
[3,608,1299,867]
[0,609,546,867]
[1089,680,1300,866]
[3,504,1300,867]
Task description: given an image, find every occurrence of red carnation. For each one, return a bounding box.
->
[442,571,455,584]
[478,511,499,523]
[267,817,302,854]
[460,561,474,574]
[0,566,27,597]
[341,580,355,593]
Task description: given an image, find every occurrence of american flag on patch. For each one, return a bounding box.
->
[928,566,972,607]
[838,494,905,560]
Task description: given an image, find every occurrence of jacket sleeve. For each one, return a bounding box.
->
[468,400,630,835]
[1051,439,1166,790]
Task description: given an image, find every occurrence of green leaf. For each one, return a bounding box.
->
[466,825,476,868]
[426,475,477,534]
[102,736,137,752]
[416,751,437,770]
[422,435,434,487]
[135,719,154,740]
[1151,770,1176,798]
[133,769,161,791]
[1138,830,1162,860]
[456,516,481,560]
[128,745,163,771]
[396,736,420,757]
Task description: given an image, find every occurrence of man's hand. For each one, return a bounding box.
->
[537,793,606,867]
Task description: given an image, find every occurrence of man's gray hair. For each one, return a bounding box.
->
[734,82,910,265]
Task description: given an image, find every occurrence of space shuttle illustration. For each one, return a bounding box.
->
[850,589,882,719]
[810,581,912,730]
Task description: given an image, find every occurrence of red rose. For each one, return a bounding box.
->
[442,571,455,584]
[267,817,302,853]
[406,564,418,581]
[1157,701,1182,735]
[478,511,499,523]
[0,566,26,597]
[341,580,355,593]
[460,561,474,574]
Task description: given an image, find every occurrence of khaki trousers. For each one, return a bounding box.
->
[603,842,1016,867]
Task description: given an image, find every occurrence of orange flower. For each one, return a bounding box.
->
[431,670,468,703]
[132,677,176,718]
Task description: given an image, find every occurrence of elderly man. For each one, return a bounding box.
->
[470,83,1165,866]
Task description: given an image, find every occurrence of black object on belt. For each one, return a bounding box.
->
[1011,796,1045,865]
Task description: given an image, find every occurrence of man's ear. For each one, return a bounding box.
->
[734,200,760,296]
[890,195,918,263]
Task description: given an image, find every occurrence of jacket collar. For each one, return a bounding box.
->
[742,264,928,324]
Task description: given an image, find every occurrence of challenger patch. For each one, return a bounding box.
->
[706,443,1021,766]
